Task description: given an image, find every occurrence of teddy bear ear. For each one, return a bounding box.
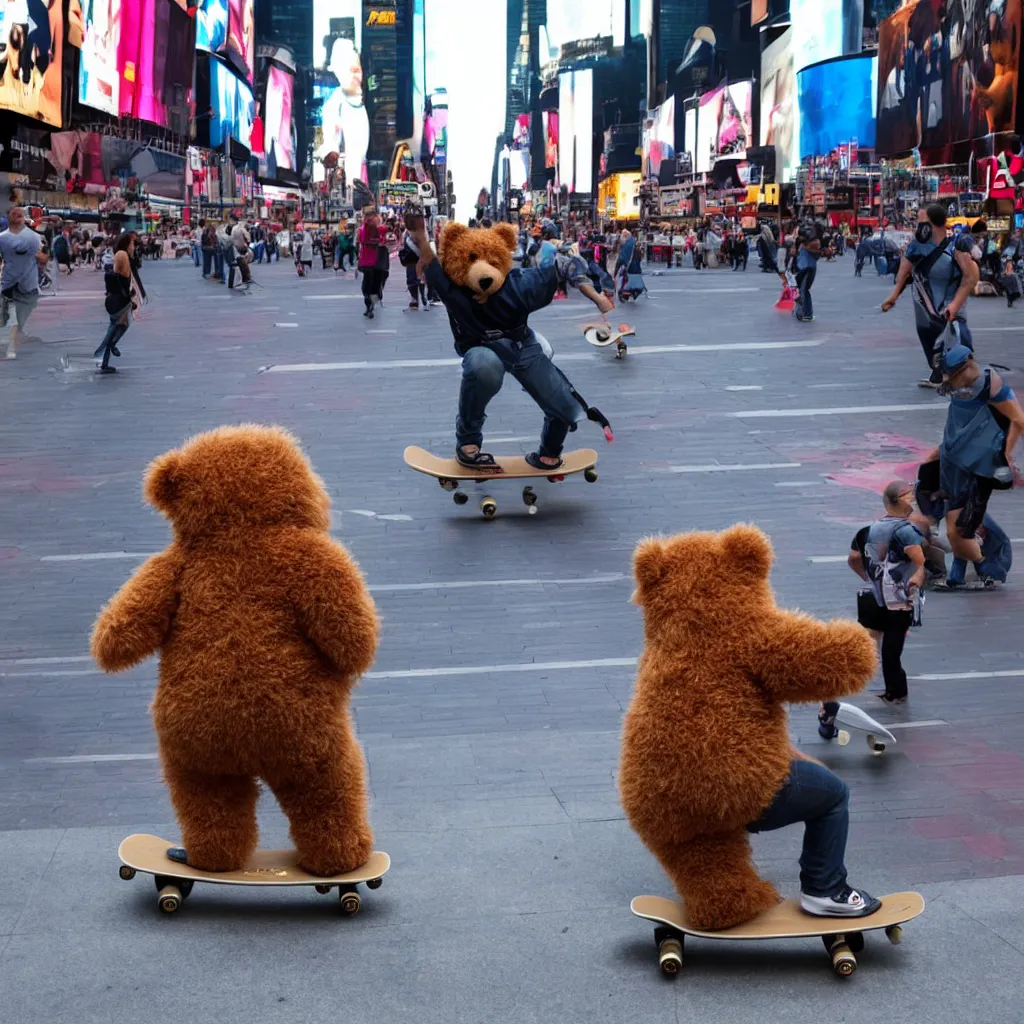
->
[493,223,517,251]
[633,536,669,590]
[720,524,773,576]
[440,222,468,254]
[143,450,184,513]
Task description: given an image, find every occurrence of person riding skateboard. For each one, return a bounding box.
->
[405,215,614,473]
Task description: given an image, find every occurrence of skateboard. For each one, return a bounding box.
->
[583,322,635,359]
[117,833,390,915]
[631,891,925,978]
[403,445,599,518]
[818,701,897,754]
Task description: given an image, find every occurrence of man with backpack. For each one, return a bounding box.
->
[881,204,979,388]
[846,480,927,705]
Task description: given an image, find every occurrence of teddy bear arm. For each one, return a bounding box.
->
[755,612,877,704]
[292,541,380,681]
[91,551,182,672]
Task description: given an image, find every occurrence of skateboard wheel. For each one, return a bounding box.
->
[453,491,468,505]
[584,468,598,483]
[522,486,537,506]
[119,865,136,881]
[866,733,885,754]
[481,497,497,519]
[157,885,182,914]
[658,937,683,975]
[315,884,333,894]
[886,925,903,945]
[340,891,361,915]
[829,941,856,977]
[527,505,538,515]
[547,474,565,483]
[366,877,383,890]
[836,730,851,746]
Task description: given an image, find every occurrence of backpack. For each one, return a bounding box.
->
[201,226,216,248]
[864,518,915,610]
[941,369,1008,480]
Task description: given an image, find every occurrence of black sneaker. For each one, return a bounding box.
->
[801,885,882,917]
[877,693,907,705]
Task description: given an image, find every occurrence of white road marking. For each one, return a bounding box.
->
[27,753,159,764]
[727,403,947,419]
[725,385,763,391]
[266,340,824,373]
[910,669,1024,681]
[971,326,1021,332]
[344,509,414,522]
[774,480,823,487]
[41,551,155,562]
[302,294,360,300]
[887,720,949,730]
[807,555,848,563]
[806,383,851,389]
[5,654,94,665]
[661,462,802,474]
[366,329,398,334]
[370,573,626,592]
[274,322,299,328]
[364,657,638,680]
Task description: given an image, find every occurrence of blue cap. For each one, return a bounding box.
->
[941,344,972,373]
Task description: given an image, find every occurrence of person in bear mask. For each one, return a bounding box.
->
[881,204,979,388]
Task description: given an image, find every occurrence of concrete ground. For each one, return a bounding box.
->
[1,250,1023,1022]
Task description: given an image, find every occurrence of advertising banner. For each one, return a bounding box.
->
[798,54,878,158]
[79,0,121,115]
[760,27,796,181]
[0,0,64,126]
[643,97,675,180]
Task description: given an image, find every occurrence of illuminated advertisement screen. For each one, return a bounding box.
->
[543,110,558,169]
[195,0,228,53]
[411,0,425,154]
[573,69,593,193]
[507,149,529,191]
[79,0,121,116]
[643,96,675,179]
[264,64,296,173]
[119,0,195,128]
[791,0,844,72]
[798,54,877,158]
[0,0,64,126]
[877,0,1021,156]
[684,105,696,172]
[227,0,255,84]
[697,81,752,172]
[760,27,796,181]
[558,72,574,189]
[210,58,254,149]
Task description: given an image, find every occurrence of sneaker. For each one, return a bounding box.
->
[408,301,419,309]
[978,574,1001,589]
[877,693,906,705]
[5,347,15,359]
[800,885,882,918]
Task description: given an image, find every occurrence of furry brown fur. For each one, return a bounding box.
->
[438,221,518,302]
[618,524,877,931]
[91,425,380,875]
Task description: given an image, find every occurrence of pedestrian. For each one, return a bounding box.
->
[199,219,218,279]
[793,221,820,322]
[0,207,46,359]
[400,227,428,309]
[928,345,1024,586]
[847,479,927,704]
[882,204,979,388]
[357,211,388,318]
[231,218,253,290]
[93,246,133,374]
[122,231,148,308]
[52,228,73,274]
[731,230,748,271]
[294,226,314,276]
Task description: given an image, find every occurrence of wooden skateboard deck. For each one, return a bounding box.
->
[403,445,598,518]
[118,833,390,915]
[631,891,925,977]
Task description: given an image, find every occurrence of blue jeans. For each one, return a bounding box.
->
[201,247,215,276]
[747,758,850,897]
[192,242,201,266]
[255,241,266,263]
[794,265,815,319]
[458,337,581,458]
[214,249,224,281]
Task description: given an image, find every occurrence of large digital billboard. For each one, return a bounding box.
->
[643,96,675,180]
[760,27,796,181]
[263,64,295,174]
[543,110,558,169]
[790,0,845,71]
[210,57,254,149]
[683,104,696,175]
[79,0,121,116]
[227,0,254,84]
[877,0,1021,157]
[696,81,753,173]
[313,33,369,185]
[0,0,64,126]
[195,0,228,53]
[798,54,878,157]
[558,71,574,189]
[557,69,593,193]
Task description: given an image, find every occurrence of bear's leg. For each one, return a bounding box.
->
[163,763,259,871]
[655,831,780,932]
[265,750,373,877]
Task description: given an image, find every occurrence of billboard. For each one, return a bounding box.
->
[543,110,558,169]
[558,69,593,193]
[227,0,255,84]
[79,0,121,116]
[683,105,696,175]
[697,81,753,173]
[210,58,254,149]
[263,64,296,174]
[506,149,529,191]
[0,0,64,126]
[195,0,228,53]
[760,27,796,182]
[312,19,369,185]
[643,96,675,179]
[877,0,1021,157]
[790,0,844,72]
[798,54,878,157]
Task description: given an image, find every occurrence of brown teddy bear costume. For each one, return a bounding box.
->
[619,525,877,931]
[91,425,379,875]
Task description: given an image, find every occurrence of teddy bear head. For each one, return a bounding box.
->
[439,221,518,302]
[143,424,331,538]
[631,524,775,635]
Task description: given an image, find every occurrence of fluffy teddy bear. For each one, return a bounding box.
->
[438,220,519,302]
[619,524,877,931]
[91,425,380,876]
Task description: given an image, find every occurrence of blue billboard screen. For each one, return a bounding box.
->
[797,54,877,158]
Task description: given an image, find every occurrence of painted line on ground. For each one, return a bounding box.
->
[274,322,299,328]
[41,551,155,562]
[971,326,1021,332]
[725,385,764,391]
[726,403,947,419]
[910,669,1024,681]
[774,480,823,487]
[366,329,398,334]
[302,294,360,300]
[661,462,802,474]
[265,340,824,373]
[27,753,160,764]
[887,720,949,730]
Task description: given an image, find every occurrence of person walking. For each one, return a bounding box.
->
[94,247,133,374]
[357,211,387,318]
[0,207,47,359]
[846,479,927,704]
[792,221,820,322]
[218,221,237,287]
[200,220,218,279]
[295,226,314,276]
